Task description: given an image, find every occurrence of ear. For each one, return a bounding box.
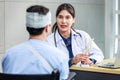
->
[44,25,49,33]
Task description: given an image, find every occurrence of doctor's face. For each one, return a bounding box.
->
[56,10,75,33]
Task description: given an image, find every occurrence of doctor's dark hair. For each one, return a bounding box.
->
[52,3,75,32]
[26,5,49,35]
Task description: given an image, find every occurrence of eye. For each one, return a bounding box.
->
[66,16,71,19]
[57,15,63,19]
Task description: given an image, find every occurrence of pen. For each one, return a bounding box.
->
[85,38,94,54]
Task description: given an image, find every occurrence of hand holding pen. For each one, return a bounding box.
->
[72,38,94,65]
[81,38,94,65]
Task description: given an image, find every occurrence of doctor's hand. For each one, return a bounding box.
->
[72,54,93,65]
[72,54,88,64]
[81,58,93,66]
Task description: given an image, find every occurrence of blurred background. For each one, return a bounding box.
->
[0,0,120,71]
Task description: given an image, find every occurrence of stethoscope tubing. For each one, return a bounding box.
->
[54,28,82,47]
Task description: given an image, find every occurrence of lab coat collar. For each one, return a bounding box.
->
[55,29,79,43]
[55,29,63,44]
[71,29,80,37]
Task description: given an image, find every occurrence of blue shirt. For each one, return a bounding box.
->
[60,34,74,66]
[2,39,69,80]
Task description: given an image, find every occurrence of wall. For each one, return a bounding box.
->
[0,0,105,72]
[0,0,4,72]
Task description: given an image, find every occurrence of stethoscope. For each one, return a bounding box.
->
[54,28,82,47]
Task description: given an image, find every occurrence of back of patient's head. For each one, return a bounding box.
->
[26,5,51,35]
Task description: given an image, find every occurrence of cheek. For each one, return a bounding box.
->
[69,20,74,25]
[56,19,61,24]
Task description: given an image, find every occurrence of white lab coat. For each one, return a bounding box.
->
[47,29,104,63]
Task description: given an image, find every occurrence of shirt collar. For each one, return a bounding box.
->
[55,29,79,43]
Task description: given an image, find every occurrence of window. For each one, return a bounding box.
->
[114,0,120,54]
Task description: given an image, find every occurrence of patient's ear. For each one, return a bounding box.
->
[44,25,49,33]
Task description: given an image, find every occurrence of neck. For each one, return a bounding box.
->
[59,30,71,39]
[29,34,46,41]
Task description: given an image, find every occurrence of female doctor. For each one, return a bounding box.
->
[47,3,104,66]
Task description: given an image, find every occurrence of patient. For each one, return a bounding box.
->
[2,5,69,80]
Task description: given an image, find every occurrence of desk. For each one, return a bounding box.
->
[70,59,120,80]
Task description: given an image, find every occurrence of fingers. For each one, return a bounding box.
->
[81,59,93,65]
[77,54,88,61]
[72,54,88,64]
[72,53,93,66]
[72,56,80,64]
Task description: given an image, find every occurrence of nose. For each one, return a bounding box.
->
[62,18,66,23]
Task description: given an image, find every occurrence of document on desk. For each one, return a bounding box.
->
[76,62,90,67]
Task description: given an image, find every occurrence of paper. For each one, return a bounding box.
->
[76,61,90,67]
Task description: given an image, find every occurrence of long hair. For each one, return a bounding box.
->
[52,3,75,32]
